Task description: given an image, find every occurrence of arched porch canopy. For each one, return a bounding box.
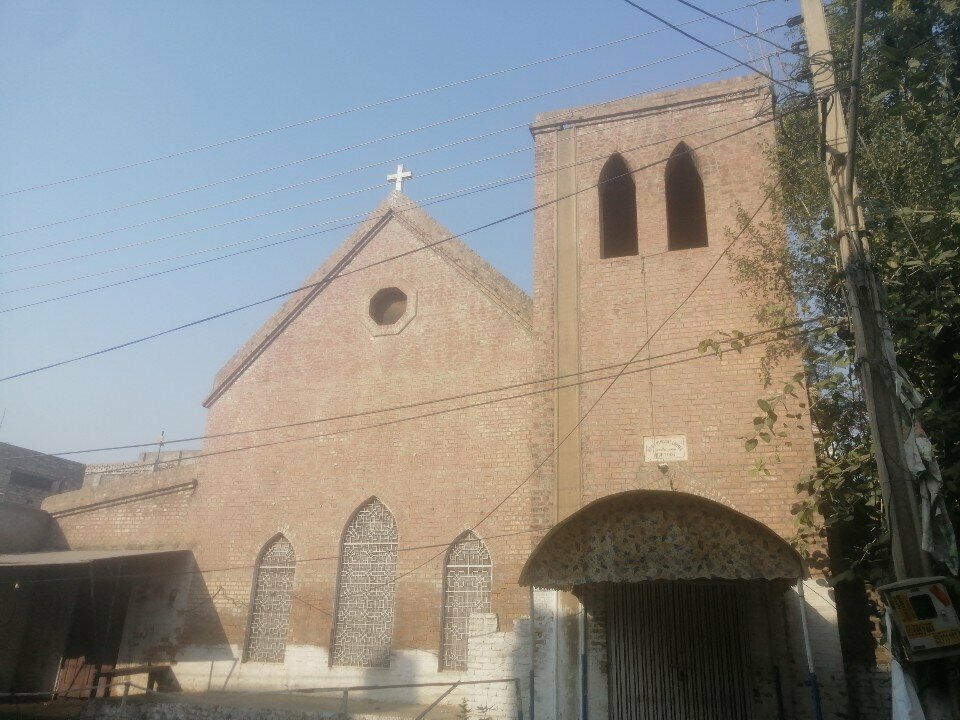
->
[519,490,802,589]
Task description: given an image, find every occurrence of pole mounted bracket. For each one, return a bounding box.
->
[818,97,830,161]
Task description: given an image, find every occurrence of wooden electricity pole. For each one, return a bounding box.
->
[798,1,955,717]
[798,0,927,583]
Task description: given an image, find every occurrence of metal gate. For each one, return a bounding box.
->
[606,582,753,719]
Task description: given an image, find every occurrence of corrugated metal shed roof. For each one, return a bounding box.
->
[0,548,188,568]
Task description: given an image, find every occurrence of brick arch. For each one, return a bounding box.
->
[684,141,721,175]
[519,490,801,589]
[599,152,639,258]
[243,523,300,561]
[632,469,740,511]
[665,142,709,250]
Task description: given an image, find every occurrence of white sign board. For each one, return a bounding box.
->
[643,435,688,462]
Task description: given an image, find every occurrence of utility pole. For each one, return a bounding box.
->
[798,1,955,717]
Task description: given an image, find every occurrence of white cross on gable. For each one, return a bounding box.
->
[387,163,413,192]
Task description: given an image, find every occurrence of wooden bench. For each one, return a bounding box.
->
[94,665,174,697]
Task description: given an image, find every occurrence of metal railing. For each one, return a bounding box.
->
[3,680,148,713]
[3,676,525,720]
[270,677,524,719]
[2,680,150,701]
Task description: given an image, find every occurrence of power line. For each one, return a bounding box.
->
[7,321,822,463]
[0,114,789,383]
[1,7,781,249]
[5,181,788,592]
[669,0,791,53]
[0,122,524,259]
[2,527,551,586]
[41,41,930,308]
[84,333,809,472]
[1,33,786,266]
[359,183,786,589]
[2,80,812,314]
[0,0,774,202]
[1,85,782,308]
[9,338,816,584]
[0,152,532,284]
[0,113,797,381]
[467,182,777,534]
[5,320,805,586]
[618,0,793,92]
[27,74,905,317]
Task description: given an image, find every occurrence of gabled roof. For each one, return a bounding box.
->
[203,192,532,408]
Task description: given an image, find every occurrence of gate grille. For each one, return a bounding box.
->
[440,532,492,671]
[331,499,398,668]
[606,582,753,720]
[245,536,296,663]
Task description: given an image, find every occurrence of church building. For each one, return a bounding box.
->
[1,76,855,719]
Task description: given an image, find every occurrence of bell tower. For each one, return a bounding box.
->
[527,76,845,719]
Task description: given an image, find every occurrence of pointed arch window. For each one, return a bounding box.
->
[665,142,708,250]
[439,532,492,671]
[331,498,398,668]
[244,534,296,663]
[599,153,639,259]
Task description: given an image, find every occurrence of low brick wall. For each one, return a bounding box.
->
[41,465,198,550]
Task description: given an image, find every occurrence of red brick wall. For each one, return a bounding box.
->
[43,468,197,550]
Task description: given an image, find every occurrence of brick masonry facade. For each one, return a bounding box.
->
[529,76,816,536]
[31,77,871,718]
[0,442,85,507]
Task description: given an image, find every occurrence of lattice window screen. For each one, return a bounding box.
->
[440,532,492,671]
[331,498,398,667]
[245,535,296,663]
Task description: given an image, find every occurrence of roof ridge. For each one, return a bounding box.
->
[203,193,530,408]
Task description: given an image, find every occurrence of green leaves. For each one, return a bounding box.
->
[728,0,960,586]
[697,329,758,359]
[741,386,806,470]
[730,0,960,588]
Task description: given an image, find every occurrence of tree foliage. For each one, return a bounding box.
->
[733,0,960,587]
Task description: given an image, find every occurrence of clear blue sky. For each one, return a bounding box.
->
[0,1,793,462]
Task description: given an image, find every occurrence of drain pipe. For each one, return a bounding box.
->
[528,585,535,720]
[580,600,588,720]
[796,578,824,720]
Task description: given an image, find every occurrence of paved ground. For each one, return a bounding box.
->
[121,690,466,718]
[1,691,468,720]
[0,700,84,719]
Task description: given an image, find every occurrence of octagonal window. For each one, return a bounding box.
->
[369,287,408,326]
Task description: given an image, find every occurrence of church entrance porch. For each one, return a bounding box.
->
[521,491,814,720]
